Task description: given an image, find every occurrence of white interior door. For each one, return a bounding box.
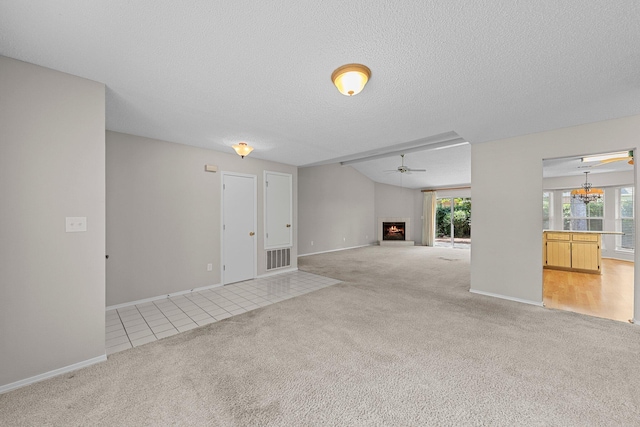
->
[222,173,256,285]
[265,172,292,249]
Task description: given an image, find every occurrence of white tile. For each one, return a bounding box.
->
[167,313,189,323]
[190,312,213,322]
[151,322,174,334]
[229,308,247,315]
[141,312,167,322]
[176,323,198,332]
[127,328,154,341]
[120,314,143,323]
[105,324,124,333]
[196,318,216,326]
[160,307,183,316]
[184,308,205,317]
[106,329,127,340]
[131,335,157,347]
[147,317,171,327]
[154,328,179,339]
[106,342,132,355]
[106,318,122,327]
[205,307,228,317]
[124,322,151,334]
[171,317,195,327]
[106,334,130,347]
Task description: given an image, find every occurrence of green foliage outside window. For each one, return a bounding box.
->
[436,198,471,238]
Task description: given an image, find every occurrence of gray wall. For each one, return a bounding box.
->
[374,182,423,243]
[298,164,376,255]
[0,57,106,388]
[106,132,297,306]
[471,115,640,321]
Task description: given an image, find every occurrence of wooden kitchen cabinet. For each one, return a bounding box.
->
[543,231,601,274]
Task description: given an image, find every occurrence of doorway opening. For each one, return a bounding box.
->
[435,197,471,248]
[542,150,635,322]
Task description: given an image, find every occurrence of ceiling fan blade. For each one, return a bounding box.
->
[599,157,629,164]
[408,168,426,172]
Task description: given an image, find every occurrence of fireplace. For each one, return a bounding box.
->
[378,217,414,246]
[383,222,406,241]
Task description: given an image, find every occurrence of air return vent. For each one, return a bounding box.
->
[266,248,291,271]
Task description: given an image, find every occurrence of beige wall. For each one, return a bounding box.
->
[374,183,423,243]
[0,57,106,389]
[298,164,376,255]
[471,115,640,321]
[106,131,297,306]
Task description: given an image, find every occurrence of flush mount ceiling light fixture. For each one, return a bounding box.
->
[331,63,371,96]
[232,142,253,158]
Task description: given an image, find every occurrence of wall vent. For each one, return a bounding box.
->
[266,248,291,271]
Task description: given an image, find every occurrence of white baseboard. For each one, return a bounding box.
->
[106,266,306,311]
[298,244,374,257]
[0,354,106,394]
[106,282,222,311]
[469,289,544,307]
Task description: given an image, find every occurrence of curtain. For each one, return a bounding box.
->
[422,191,436,246]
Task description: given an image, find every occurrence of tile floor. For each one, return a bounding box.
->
[105,270,341,355]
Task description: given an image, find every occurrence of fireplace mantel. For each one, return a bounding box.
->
[378,217,415,246]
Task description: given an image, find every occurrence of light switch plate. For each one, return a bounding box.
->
[66,217,87,232]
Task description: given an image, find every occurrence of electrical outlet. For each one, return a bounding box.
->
[207,263,213,271]
[66,217,87,233]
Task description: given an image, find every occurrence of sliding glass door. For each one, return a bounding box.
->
[436,198,471,248]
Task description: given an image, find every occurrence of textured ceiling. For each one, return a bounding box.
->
[1,1,639,187]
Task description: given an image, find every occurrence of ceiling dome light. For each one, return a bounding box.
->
[232,142,253,158]
[331,63,371,96]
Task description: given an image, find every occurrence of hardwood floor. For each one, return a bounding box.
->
[543,258,634,322]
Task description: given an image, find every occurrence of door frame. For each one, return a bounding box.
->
[220,171,257,285]
[263,170,293,249]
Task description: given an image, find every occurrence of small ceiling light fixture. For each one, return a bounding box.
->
[571,171,603,205]
[232,142,253,159]
[331,63,371,96]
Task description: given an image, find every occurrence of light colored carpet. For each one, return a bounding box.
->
[1,246,639,426]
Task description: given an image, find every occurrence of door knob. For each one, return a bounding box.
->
[286,224,291,228]
[249,232,255,236]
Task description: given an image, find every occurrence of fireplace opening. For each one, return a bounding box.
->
[383,222,406,241]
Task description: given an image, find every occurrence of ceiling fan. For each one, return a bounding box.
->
[386,154,426,174]
[583,150,634,167]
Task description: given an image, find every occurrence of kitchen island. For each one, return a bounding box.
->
[543,230,623,274]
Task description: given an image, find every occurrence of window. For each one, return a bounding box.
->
[617,187,634,251]
[562,191,603,231]
[542,192,552,229]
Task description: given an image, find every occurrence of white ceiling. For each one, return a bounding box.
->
[2,1,639,188]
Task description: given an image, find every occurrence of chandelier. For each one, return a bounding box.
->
[571,171,603,204]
